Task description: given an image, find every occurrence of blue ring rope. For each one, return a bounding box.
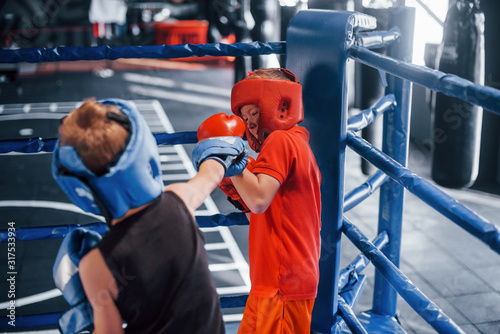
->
[342,217,465,334]
[344,171,389,212]
[0,42,285,64]
[337,231,389,291]
[337,296,369,334]
[346,130,500,255]
[0,29,400,65]
[347,94,396,132]
[0,131,198,154]
[350,45,500,116]
[0,212,249,243]
[0,313,60,330]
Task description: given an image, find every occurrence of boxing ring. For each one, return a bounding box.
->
[2,8,500,334]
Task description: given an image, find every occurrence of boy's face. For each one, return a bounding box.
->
[240,104,260,139]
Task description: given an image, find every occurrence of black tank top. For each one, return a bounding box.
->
[98,191,224,334]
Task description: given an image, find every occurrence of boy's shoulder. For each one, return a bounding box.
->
[269,126,309,140]
[261,126,309,151]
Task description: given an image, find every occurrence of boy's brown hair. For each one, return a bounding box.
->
[58,101,129,176]
[246,68,293,81]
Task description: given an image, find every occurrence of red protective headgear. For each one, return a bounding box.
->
[231,68,303,152]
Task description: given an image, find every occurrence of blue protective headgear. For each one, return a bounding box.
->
[52,99,164,223]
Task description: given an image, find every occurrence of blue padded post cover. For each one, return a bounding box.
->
[286,9,375,333]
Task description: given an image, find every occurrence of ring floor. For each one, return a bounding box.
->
[0,62,499,333]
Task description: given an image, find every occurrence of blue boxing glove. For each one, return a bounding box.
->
[58,300,94,334]
[53,228,102,334]
[192,136,248,177]
[53,228,102,305]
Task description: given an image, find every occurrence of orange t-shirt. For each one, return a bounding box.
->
[249,126,322,301]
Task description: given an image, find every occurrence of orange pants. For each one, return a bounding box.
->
[237,294,314,334]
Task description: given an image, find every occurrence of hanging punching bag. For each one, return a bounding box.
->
[431,0,485,188]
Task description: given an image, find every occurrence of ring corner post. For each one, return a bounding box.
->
[372,6,415,318]
[285,9,354,333]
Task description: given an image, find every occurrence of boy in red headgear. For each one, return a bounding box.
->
[229,68,322,333]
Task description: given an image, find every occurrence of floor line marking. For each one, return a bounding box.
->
[0,200,105,221]
[216,286,250,295]
[158,146,177,153]
[205,242,229,251]
[129,85,229,110]
[123,72,231,97]
[209,262,245,272]
[0,289,62,309]
[0,113,65,121]
[223,314,244,323]
[160,155,182,162]
[160,163,187,171]
[161,174,191,181]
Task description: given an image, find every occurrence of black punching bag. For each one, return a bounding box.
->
[431,0,485,188]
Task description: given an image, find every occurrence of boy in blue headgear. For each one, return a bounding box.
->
[52,99,247,333]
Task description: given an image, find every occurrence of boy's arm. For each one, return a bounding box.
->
[166,159,225,215]
[230,169,280,214]
[79,250,124,334]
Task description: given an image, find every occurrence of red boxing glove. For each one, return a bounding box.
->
[197,113,246,140]
[218,156,255,212]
